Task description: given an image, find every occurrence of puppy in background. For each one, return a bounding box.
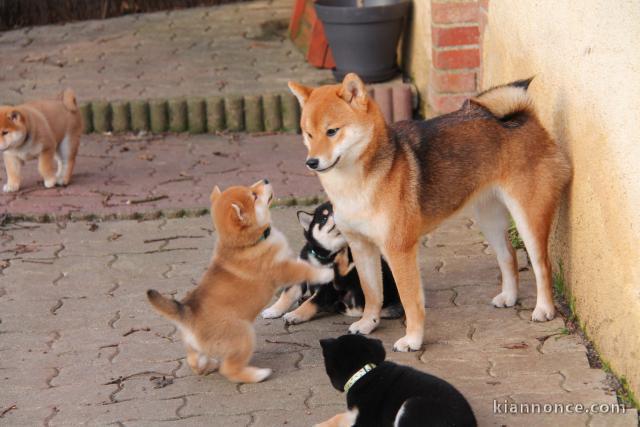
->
[317,335,476,427]
[147,180,334,383]
[262,201,403,324]
[0,89,83,192]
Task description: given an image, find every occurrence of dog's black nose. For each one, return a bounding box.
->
[306,158,319,170]
[263,178,269,184]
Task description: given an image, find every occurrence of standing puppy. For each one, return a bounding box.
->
[0,89,83,192]
[288,74,571,351]
[147,180,334,383]
[317,334,476,427]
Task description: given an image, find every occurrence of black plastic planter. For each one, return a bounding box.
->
[315,0,410,83]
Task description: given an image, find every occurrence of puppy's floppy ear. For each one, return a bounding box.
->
[288,81,313,107]
[368,338,386,363]
[297,211,313,231]
[9,110,21,123]
[210,185,222,203]
[339,73,368,111]
[230,203,244,223]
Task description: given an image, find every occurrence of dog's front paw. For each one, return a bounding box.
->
[2,182,19,193]
[261,306,285,319]
[313,267,334,284]
[393,334,423,352]
[492,291,518,308]
[531,302,555,321]
[44,178,56,188]
[253,368,272,383]
[283,310,307,325]
[348,316,378,335]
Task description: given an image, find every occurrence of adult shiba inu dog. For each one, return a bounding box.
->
[0,89,83,192]
[288,74,571,352]
[261,201,403,324]
[147,180,334,383]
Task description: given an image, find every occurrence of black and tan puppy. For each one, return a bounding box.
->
[317,335,476,427]
[262,201,403,324]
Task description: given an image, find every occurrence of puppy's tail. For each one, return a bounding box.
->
[61,88,78,112]
[471,77,534,121]
[147,289,186,323]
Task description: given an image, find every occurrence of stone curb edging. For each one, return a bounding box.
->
[81,92,302,135]
[80,83,416,134]
[0,195,323,224]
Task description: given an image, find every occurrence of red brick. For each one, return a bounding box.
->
[431,70,477,93]
[428,91,470,114]
[433,48,480,69]
[432,25,480,47]
[431,1,479,24]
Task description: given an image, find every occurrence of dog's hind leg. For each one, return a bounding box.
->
[501,188,557,321]
[262,285,302,319]
[472,193,519,308]
[219,321,271,383]
[345,236,383,335]
[186,346,218,375]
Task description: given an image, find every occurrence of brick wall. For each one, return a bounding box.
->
[428,0,484,114]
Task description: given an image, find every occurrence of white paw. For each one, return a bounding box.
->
[44,178,56,188]
[492,291,518,308]
[393,334,423,352]
[261,306,285,319]
[283,311,306,325]
[531,303,555,321]
[255,368,272,383]
[2,183,19,193]
[314,267,334,284]
[348,316,378,335]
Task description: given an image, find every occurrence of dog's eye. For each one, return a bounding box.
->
[252,192,258,200]
[307,132,313,139]
[326,128,339,137]
[1,130,7,136]
[319,216,328,225]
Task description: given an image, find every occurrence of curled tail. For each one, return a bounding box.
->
[61,88,78,112]
[147,289,186,322]
[471,77,534,121]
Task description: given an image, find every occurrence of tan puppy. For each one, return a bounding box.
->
[147,180,334,383]
[288,74,571,352]
[0,89,83,192]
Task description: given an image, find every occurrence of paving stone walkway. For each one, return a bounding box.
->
[0,133,322,220]
[0,0,333,105]
[0,209,636,426]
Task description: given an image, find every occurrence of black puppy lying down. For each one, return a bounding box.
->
[317,335,476,427]
[262,201,402,324]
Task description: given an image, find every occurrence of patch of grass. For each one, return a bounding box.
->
[508,220,525,250]
[552,261,638,409]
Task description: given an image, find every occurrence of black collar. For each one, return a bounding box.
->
[256,226,271,244]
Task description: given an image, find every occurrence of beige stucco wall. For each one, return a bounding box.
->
[401,0,431,115]
[482,1,640,398]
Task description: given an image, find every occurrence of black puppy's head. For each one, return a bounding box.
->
[297,202,346,254]
[319,334,386,392]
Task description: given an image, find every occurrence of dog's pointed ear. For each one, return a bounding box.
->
[288,81,313,107]
[9,110,22,123]
[339,73,368,111]
[319,338,336,351]
[210,186,222,203]
[297,211,313,231]
[369,338,386,363]
[231,203,244,223]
